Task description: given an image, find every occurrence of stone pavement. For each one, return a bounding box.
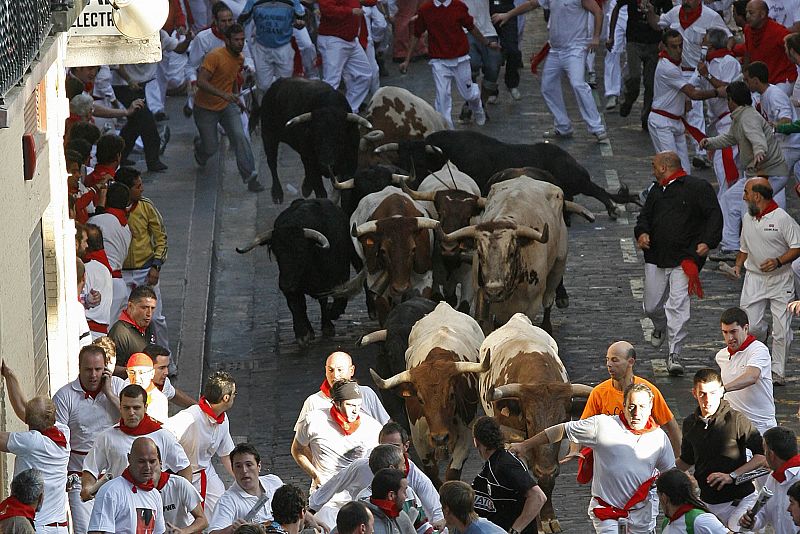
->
[142,12,800,530]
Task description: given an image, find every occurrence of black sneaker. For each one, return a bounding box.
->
[147,160,168,172]
[247,176,265,192]
[193,137,205,167]
[459,103,472,123]
[619,99,633,118]
[182,104,193,118]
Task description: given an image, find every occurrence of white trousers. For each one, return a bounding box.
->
[187,0,210,29]
[68,481,94,534]
[647,113,690,171]
[541,46,605,135]
[589,498,654,534]
[706,492,757,532]
[318,35,372,112]
[431,57,482,130]
[193,467,226,514]
[740,270,795,378]
[145,49,188,114]
[252,41,294,91]
[784,145,800,184]
[589,0,626,97]
[682,70,707,157]
[345,40,380,98]
[122,268,169,351]
[712,116,745,251]
[295,27,319,79]
[643,263,690,355]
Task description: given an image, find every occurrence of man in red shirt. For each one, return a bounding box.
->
[741,0,797,96]
[401,0,497,128]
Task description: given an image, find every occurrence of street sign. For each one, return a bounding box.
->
[69,0,120,36]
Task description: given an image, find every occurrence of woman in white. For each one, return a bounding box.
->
[657,469,727,534]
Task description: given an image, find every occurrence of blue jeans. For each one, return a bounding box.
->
[193,103,255,182]
[468,35,501,94]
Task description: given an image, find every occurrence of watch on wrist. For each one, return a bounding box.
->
[729,471,738,482]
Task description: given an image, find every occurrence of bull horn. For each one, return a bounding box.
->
[357,329,387,347]
[236,229,274,253]
[425,145,443,155]
[416,217,441,231]
[346,113,373,129]
[370,368,413,390]
[454,350,491,374]
[442,225,478,242]
[564,201,596,223]
[353,221,379,237]
[516,223,549,244]
[571,384,594,398]
[332,178,355,190]
[401,182,437,202]
[374,143,400,154]
[302,228,330,249]
[391,173,411,185]
[490,383,524,401]
[364,129,385,142]
[285,112,313,127]
[476,196,487,208]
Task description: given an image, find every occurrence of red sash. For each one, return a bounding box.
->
[592,475,658,520]
[651,108,707,144]
[530,42,551,75]
[87,320,109,333]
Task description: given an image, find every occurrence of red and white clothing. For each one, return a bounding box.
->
[7,423,71,533]
[87,211,132,323]
[83,423,190,479]
[648,55,691,171]
[750,455,800,532]
[207,474,283,531]
[294,385,389,431]
[758,84,800,200]
[661,511,727,533]
[54,377,126,534]
[71,297,93,349]
[156,472,202,529]
[564,415,675,533]
[88,475,166,534]
[83,256,114,338]
[737,206,800,381]
[164,403,235,513]
[294,408,382,489]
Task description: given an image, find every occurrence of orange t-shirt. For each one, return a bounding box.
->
[580,376,674,425]
[194,46,244,112]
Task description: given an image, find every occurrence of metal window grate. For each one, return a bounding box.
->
[0,0,53,98]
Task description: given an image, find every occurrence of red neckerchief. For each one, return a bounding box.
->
[619,413,659,435]
[122,467,155,492]
[728,334,757,357]
[84,81,94,94]
[155,471,171,490]
[39,426,68,448]
[119,309,146,335]
[659,169,687,187]
[370,497,400,518]
[0,496,36,522]
[706,48,734,61]
[678,4,702,29]
[772,454,800,482]
[81,379,103,399]
[211,24,225,41]
[154,380,165,392]
[320,378,332,398]
[658,50,682,67]
[330,406,361,435]
[668,504,698,523]
[117,414,163,436]
[106,207,128,226]
[404,455,410,476]
[198,396,226,424]
[756,199,779,221]
[84,249,113,275]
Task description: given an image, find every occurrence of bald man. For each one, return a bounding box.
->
[742,0,798,96]
[732,178,800,384]
[635,152,722,376]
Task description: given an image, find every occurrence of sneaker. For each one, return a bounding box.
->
[193,136,205,168]
[650,328,665,348]
[510,87,521,100]
[247,175,265,192]
[459,103,472,124]
[595,131,609,143]
[474,107,487,126]
[605,95,618,110]
[542,130,574,139]
[619,99,633,118]
[773,373,786,386]
[159,125,171,155]
[486,95,499,105]
[147,160,168,172]
[587,71,597,88]
[182,104,193,118]
[667,353,684,376]
[692,155,712,169]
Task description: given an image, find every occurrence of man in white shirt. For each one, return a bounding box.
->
[763,0,800,31]
[88,437,166,534]
[714,306,777,434]
[53,345,126,534]
[0,362,71,534]
[154,467,207,533]
[731,178,800,384]
[82,224,114,339]
[165,371,237,513]
[124,344,197,409]
[740,427,800,532]
[509,383,675,533]
[82,384,192,502]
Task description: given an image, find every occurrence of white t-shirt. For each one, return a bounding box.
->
[72,298,93,348]
[658,6,730,68]
[208,474,284,531]
[564,415,675,510]
[84,259,114,327]
[764,0,800,29]
[462,0,497,37]
[145,387,170,423]
[164,404,235,473]
[652,57,689,116]
[699,55,741,125]
[87,213,132,271]
[295,409,382,486]
[740,208,800,273]
[88,476,166,534]
[294,387,390,431]
[539,0,592,49]
[661,512,728,533]
[758,84,800,149]
[53,377,126,471]
[157,473,202,529]
[753,466,800,531]
[7,422,71,528]
[84,426,190,478]
[715,340,777,433]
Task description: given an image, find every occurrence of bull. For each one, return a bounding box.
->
[261,78,372,204]
[479,313,593,534]
[370,302,487,486]
[235,199,357,347]
[375,130,639,219]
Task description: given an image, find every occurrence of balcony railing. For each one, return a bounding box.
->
[0,0,54,98]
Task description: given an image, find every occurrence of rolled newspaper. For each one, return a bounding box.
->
[735,467,772,485]
[749,486,774,517]
[244,493,270,522]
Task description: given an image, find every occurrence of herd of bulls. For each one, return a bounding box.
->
[236,78,644,532]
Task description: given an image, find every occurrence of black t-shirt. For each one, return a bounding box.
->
[624,0,672,44]
[490,0,516,16]
[472,449,538,534]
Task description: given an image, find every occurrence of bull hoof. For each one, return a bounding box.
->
[539,519,562,534]
[271,185,284,204]
[321,323,335,337]
[608,206,619,220]
[297,333,312,349]
[555,296,569,309]
[301,180,314,198]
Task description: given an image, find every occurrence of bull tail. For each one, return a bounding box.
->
[608,182,644,207]
[317,269,367,299]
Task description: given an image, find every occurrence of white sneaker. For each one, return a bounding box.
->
[474,107,487,126]
[487,95,498,105]
[587,71,597,88]
[595,131,609,143]
[667,353,684,376]
[542,129,573,139]
[650,329,665,348]
[510,87,521,100]
[605,95,618,110]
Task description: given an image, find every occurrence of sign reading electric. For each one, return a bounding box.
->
[69,0,120,36]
